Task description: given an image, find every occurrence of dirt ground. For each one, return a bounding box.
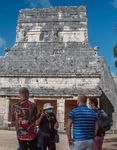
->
[0,130,117,150]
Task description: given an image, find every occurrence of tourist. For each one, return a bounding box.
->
[89,97,110,150]
[36,103,59,150]
[66,95,98,150]
[11,87,37,150]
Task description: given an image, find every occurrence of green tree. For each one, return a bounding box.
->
[114,44,117,67]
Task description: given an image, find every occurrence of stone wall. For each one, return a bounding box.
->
[17,7,87,43]
[99,58,117,129]
[0,77,101,96]
[0,6,117,129]
[0,97,9,128]
[0,6,100,76]
[100,58,117,104]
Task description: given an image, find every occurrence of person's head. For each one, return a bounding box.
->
[89,97,98,109]
[19,87,29,100]
[77,94,87,106]
[43,103,54,114]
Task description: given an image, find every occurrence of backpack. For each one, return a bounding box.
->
[97,109,111,132]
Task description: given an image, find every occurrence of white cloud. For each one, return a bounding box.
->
[0,37,6,48]
[26,0,51,8]
[112,0,117,8]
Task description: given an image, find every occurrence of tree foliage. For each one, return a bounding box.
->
[114,44,117,57]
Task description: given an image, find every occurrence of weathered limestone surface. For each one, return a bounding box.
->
[0,6,117,129]
[57,98,65,131]
[0,6,101,97]
[112,77,117,129]
[100,59,117,105]
[0,98,9,128]
[99,58,117,128]
[0,77,100,96]
[0,6,99,76]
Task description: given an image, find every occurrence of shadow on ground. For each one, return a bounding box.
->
[103,137,117,150]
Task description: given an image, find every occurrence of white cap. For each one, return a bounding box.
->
[43,103,54,110]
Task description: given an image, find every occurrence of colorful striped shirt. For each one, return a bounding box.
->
[68,105,97,141]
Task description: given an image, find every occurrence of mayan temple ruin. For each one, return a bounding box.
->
[0,6,117,131]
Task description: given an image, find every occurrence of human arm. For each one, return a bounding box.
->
[11,105,16,126]
[35,113,45,126]
[94,121,99,137]
[66,118,73,146]
[52,113,59,129]
[54,121,59,129]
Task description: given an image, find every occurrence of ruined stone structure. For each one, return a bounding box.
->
[0,6,117,131]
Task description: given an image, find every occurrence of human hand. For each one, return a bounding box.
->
[40,113,45,118]
[54,122,59,129]
[35,113,45,126]
[68,140,74,147]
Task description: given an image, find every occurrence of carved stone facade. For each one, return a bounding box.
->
[0,6,117,130]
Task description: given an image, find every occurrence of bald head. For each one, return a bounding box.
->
[77,95,87,105]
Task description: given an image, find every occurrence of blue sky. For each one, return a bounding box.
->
[0,0,117,75]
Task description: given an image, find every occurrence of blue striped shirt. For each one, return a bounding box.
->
[68,105,97,141]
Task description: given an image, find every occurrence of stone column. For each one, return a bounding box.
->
[112,103,117,130]
[97,98,100,107]
[0,97,10,128]
[57,98,65,132]
[3,97,10,128]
